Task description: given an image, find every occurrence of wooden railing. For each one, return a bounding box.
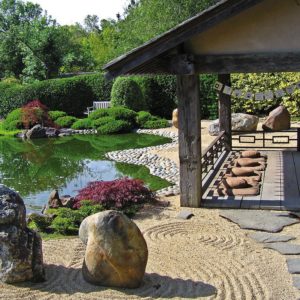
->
[202,131,227,183]
[232,129,300,150]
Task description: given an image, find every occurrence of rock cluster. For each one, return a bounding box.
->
[17,125,97,139]
[79,210,148,288]
[0,185,44,283]
[47,189,75,209]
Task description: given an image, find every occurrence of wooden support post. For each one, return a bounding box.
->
[218,74,232,151]
[297,128,300,152]
[177,74,202,208]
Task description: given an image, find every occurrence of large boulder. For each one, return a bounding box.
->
[262,105,291,131]
[48,189,62,208]
[79,210,148,288]
[25,124,47,139]
[209,113,259,136]
[172,108,178,128]
[0,185,44,283]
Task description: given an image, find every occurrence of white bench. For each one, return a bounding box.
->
[84,101,111,115]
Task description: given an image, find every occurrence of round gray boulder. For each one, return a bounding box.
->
[209,113,259,136]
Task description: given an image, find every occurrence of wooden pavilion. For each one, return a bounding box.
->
[103,0,300,210]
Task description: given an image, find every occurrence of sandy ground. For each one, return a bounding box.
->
[2,122,300,299]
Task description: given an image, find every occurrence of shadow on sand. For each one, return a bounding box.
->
[13,264,217,298]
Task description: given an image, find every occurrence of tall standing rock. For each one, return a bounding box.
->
[0,185,45,283]
[262,105,291,131]
[172,108,178,128]
[79,210,148,288]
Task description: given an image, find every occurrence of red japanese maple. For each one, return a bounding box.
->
[74,178,156,209]
[21,99,54,129]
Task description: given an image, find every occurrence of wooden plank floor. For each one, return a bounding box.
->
[202,151,300,211]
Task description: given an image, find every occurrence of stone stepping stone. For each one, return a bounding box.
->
[219,210,299,232]
[293,276,300,290]
[287,258,300,274]
[264,243,300,255]
[249,232,295,243]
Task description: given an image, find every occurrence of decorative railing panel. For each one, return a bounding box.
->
[232,129,300,150]
[202,131,227,181]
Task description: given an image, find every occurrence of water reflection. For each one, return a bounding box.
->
[0,134,171,212]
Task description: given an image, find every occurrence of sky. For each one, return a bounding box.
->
[28,0,128,25]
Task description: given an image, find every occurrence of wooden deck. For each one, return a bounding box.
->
[202,151,300,211]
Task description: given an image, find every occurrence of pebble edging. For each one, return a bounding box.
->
[105,128,180,197]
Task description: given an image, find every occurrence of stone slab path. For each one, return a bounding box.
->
[249,232,295,243]
[220,209,300,291]
[219,210,299,232]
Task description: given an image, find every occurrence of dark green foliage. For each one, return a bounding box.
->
[91,116,115,128]
[107,106,137,123]
[71,118,93,129]
[142,119,169,129]
[97,120,133,134]
[0,73,112,117]
[133,75,176,118]
[135,110,169,129]
[48,110,67,121]
[28,214,53,232]
[136,111,153,126]
[2,108,23,130]
[199,74,218,119]
[55,116,78,127]
[88,108,110,120]
[111,77,146,111]
[48,202,104,235]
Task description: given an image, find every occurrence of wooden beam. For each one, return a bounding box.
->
[177,74,202,208]
[193,52,300,74]
[103,0,264,78]
[218,74,232,151]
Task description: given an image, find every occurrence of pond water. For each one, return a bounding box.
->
[0,133,171,213]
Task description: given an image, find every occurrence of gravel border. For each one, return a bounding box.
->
[105,128,180,197]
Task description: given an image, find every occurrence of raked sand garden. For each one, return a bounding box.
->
[2,122,300,300]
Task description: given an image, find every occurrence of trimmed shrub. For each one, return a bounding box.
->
[48,202,104,234]
[0,73,113,117]
[142,119,169,129]
[97,120,133,135]
[49,110,67,121]
[55,116,78,128]
[111,77,146,111]
[136,111,156,126]
[88,108,109,120]
[107,106,137,123]
[2,108,23,130]
[71,118,93,129]
[73,178,156,211]
[91,116,115,128]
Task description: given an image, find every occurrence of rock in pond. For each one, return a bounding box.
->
[79,210,148,288]
[209,113,259,136]
[0,185,45,283]
[25,124,47,139]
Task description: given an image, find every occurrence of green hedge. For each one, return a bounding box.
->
[0,73,113,117]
